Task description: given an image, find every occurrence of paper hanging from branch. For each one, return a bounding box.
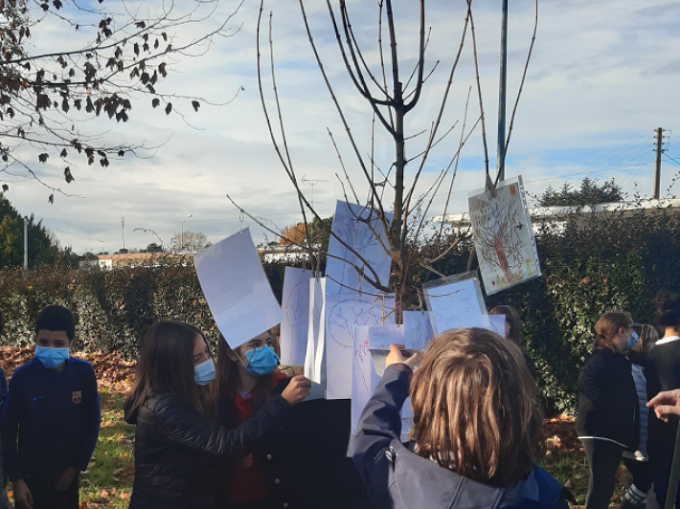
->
[468,175,541,295]
[304,277,326,385]
[325,201,392,296]
[325,294,394,400]
[352,325,412,440]
[423,274,489,335]
[403,311,434,350]
[280,267,311,366]
[194,228,282,349]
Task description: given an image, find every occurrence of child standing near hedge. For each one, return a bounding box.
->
[576,312,638,509]
[2,305,100,509]
[648,293,680,508]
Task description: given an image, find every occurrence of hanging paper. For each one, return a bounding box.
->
[304,277,326,384]
[423,274,488,335]
[325,201,392,296]
[194,228,282,349]
[280,267,311,366]
[468,176,541,295]
[403,311,434,350]
[325,294,395,400]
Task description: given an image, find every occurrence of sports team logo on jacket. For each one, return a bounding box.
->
[72,390,82,404]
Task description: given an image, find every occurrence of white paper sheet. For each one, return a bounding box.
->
[368,324,404,349]
[352,328,412,436]
[304,277,326,384]
[325,201,393,296]
[280,267,311,366]
[325,294,394,400]
[487,314,506,337]
[403,311,434,350]
[194,228,282,349]
[468,176,541,295]
[424,277,488,335]
[351,326,380,434]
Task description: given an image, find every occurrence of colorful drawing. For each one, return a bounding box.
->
[468,176,541,295]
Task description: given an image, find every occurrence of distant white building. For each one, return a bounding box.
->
[432,198,680,233]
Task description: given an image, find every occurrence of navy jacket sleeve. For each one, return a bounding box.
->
[75,363,100,471]
[2,370,24,481]
[153,393,292,457]
[348,364,411,509]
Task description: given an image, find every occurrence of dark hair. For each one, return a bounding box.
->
[125,321,215,417]
[593,312,632,352]
[35,305,75,341]
[216,333,276,415]
[410,328,545,488]
[655,291,680,330]
[631,323,659,355]
[489,305,522,347]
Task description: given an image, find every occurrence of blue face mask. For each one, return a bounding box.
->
[35,346,70,370]
[194,359,216,386]
[240,345,279,377]
[627,332,639,350]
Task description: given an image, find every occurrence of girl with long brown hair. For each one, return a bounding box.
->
[489,304,534,374]
[575,312,638,509]
[124,321,310,509]
[349,328,572,509]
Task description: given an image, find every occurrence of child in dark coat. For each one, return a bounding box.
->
[349,328,572,509]
[2,305,100,509]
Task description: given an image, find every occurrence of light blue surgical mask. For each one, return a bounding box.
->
[240,345,279,377]
[194,358,216,386]
[35,346,70,370]
[627,331,639,350]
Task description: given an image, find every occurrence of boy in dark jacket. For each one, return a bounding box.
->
[2,305,100,509]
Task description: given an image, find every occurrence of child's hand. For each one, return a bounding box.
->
[281,375,312,406]
[54,466,78,491]
[12,479,33,508]
[386,344,422,371]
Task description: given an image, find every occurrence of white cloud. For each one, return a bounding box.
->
[4,0,679,253]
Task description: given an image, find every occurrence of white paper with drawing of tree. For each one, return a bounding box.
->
[468,176,541,295]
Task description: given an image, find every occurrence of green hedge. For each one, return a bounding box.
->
[2,205,679,412]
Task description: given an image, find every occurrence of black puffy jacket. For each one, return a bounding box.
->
[575,348,639,449]
[124,392,291,509]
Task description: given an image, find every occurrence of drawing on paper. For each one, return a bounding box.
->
[281,276,309,365]
[468,176,541,295]
[403,311,434,350]
[325,201,393,295]
[424,277,488,335]
[327,298,392,349]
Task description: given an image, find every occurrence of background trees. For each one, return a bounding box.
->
[0,0,241,199]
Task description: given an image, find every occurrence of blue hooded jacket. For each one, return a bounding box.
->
[349,364,572,509]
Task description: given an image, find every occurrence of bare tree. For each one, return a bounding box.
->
[0,0,244,200]
[170,230,209,253]
[230,0,538,322]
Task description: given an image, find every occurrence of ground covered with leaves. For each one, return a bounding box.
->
[1,347,634,508]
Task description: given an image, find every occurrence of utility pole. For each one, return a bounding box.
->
[654,127,664,200]
[496,0,509,183]
[23,216,28,273]
[121,216,126,250]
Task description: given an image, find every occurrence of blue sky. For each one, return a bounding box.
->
[4,0,679,253]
